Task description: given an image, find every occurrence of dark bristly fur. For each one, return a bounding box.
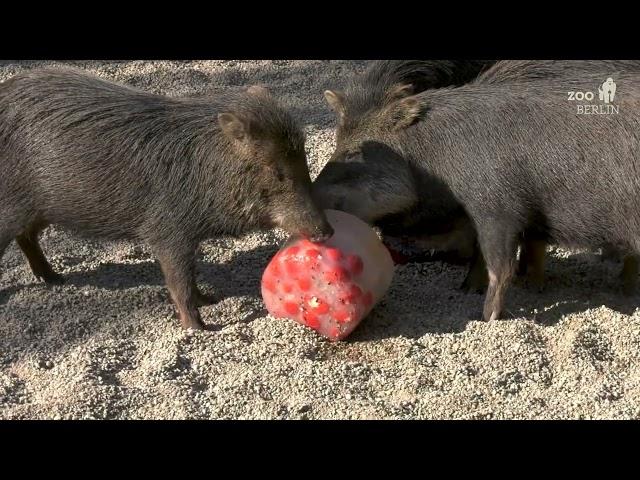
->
[319,61,640,292]
[318,60,492,228]
[377,61,640,294]
[0,68,332,330]
[479,60,640,85]
[337,60,494,119]
[318,60,494,289]
[314,60,640,321]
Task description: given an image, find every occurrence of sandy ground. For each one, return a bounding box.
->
[1,60,640,420]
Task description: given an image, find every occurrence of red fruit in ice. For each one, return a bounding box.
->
[297,277,312,291]
[333,308,352,324]
[306,248,321,260]
[325,248,343,262]
[284,302,299,315]
[345,254,364,276]
[307,295,330,314]
[262,275,277,293]
[383,242,411,265]
[362,291,374,307]
[261,209,395,341]
[284,260,300,277]
[303,311,320,329]
[323,266,350,284]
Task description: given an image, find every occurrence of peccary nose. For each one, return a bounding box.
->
[307,221,334,243]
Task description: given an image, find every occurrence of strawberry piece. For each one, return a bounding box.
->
[307,295,329,314]
[345,254,364,276]
[363,291,374,307]
[325,248,342,262]
[305,248,321,261]
[267,261,281,277]
[284,302,299,315]
[297,277,312,291]
[262,276,277,293]
[349,284,362,299]
[284,259,300,276]
[322,266,350,284]
[302,310,319,328]
[333,309,352,324]
[340,284,362,304]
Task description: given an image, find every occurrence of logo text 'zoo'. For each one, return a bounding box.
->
[568,78,619,115]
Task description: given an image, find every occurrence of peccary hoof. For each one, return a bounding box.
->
[176,306,206,330]
[180,316,205,331]
[41,272,65,285]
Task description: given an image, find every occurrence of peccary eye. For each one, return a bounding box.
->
[344,151,362,163]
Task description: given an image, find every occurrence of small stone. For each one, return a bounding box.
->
[38,359,54,369]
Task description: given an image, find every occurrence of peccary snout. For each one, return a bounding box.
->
[304,217,334,243]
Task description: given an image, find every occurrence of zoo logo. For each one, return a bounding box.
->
[568,78,619,115]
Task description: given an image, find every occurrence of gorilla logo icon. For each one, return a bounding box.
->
[598,78,616,104]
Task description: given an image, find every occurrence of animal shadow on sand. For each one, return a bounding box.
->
[2,241,638,348]
[0,241,280,362]
[56,245,640,334]
[53,243,280,301]
[351,250,640,342]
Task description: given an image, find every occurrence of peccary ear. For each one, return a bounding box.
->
[387,83,414,101]
[218,113,247,141]
[389,95,425,130]
[324,90,345,117]
[247,85,270,97]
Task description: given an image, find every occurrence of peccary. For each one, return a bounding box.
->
[483,61,640,294]
[315,60,640,297]
[320,59,493,289]
[0,68,333,330]
[314,61,640,321]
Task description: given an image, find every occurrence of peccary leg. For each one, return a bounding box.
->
[477,226,519,322]
[460,245,488,293]
[522,238,546,292]
[15,223,64,284]
[153,243,204,330]
[517,235,529,277]
[621,254,639,296]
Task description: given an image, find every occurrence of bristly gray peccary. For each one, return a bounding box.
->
[0,68,333,330]
[314,60,640,321]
